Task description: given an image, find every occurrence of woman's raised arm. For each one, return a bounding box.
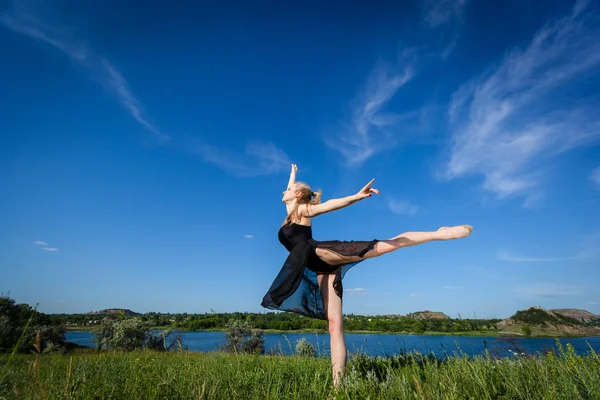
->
[287,164,298,190]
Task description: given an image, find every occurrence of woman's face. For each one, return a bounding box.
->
[282,184,300,202]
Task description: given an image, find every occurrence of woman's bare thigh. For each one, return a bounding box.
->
[315,248,362,266]
[314,241,392,266]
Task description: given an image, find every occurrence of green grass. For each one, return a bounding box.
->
[1,341,599,399]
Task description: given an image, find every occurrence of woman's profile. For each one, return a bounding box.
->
[262,164,472,387]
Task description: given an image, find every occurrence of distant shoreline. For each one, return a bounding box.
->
[64,326,599,338]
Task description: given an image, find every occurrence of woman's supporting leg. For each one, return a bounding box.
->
[316,225,472,266]
[318,273,346,388]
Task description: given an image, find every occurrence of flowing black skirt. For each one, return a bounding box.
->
[261,238,379,320]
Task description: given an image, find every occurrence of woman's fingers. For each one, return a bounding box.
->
[360,178,375,191]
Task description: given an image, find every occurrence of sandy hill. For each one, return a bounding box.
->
[497,306,600,336]
[86,308,140,316]
[407,310,450,320]
[551,308,598,323]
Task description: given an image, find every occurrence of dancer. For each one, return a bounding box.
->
[261,164,472,387]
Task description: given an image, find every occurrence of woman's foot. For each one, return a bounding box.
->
[437,225,473,240]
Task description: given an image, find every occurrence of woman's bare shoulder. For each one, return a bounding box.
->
[295,204,312,225]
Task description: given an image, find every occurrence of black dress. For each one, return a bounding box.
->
[261,222,379,320]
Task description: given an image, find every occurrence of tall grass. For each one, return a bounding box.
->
[1,341,598,399]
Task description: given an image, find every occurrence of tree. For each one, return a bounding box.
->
[0,295,66,353]
[412,322,425,333]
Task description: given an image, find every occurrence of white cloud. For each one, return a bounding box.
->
[443,286,464,290]
[0,2,168,142]
[324,62,419,166]
[409,293,422,297]
[387,198,420,216]
[33,241,47,246]
[244,234,254,239]
[587,302,600,305]
[192,140,290,177]
[497,249,576,263]
[591,167,600,188]
[42,247,59,252]
[345,288,367,296]
[442,0,600,204]
[422,0,468,28]
[515,283,582,299]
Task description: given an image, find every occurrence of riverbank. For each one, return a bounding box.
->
[2,343,598,399]
[64,325,598,338]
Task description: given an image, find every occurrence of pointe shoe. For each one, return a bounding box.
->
[438,225,473,239]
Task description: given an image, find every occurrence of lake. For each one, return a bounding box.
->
[65,330,600,358]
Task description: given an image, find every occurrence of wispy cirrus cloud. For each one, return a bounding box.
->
[324,61,418,166]
[243,234,254,239]
[591,167,600,188]
[421,0,469,59]
[497,249,577,263]
[442,0,600,205]
[515,283,582,299]
[0,1,168,142]
[192,140,290,177]
[421,0,468,28]
[345,288,367,296]
[33,240,58,251]
[387,197,420,216]
[498,234,600,262]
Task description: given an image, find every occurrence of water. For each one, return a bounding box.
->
[65,330,600,358]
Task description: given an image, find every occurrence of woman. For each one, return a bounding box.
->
[261,164,472,387]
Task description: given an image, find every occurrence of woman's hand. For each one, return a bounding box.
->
[291,164,298,175]
[356,178,379,200]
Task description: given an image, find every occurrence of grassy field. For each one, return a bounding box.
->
[1,342,599,399]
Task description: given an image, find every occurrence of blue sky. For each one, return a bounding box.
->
[1,0,599,319]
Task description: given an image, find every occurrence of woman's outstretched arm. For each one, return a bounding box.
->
[302,179,379,218]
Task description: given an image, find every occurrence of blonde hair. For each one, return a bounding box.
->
[282,181,322,226]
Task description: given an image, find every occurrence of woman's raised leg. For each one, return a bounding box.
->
[316,225,472,266]
[318,273,346,388]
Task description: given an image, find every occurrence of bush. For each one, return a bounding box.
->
[223,320,264,354]
[93,317,184,352]
[295,338,315,357]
